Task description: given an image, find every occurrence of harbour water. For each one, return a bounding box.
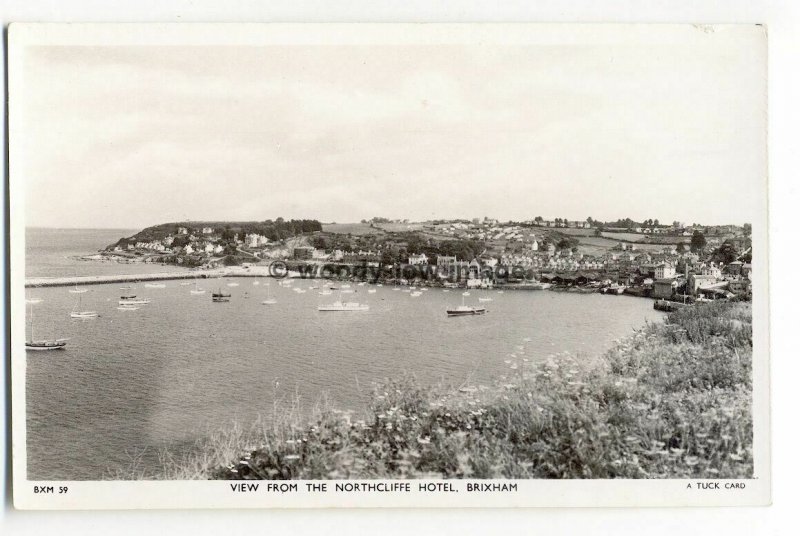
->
[24,229,665,480]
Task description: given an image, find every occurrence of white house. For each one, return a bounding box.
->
[408,253,429,266]
[655,263,676,279]
[202,227,214,234]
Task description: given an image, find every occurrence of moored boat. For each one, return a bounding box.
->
[26,303,67,350]
[70,295,98,318]
[318,301,369,312]
[447,292,487,316]
[212,288,231,302]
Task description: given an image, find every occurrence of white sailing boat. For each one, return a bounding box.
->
[70,295,99,319]
[190,280,206,295]
[261,282,277,305]
[26,304,67,351]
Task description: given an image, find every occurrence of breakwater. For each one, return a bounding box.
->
[25,270,226,288]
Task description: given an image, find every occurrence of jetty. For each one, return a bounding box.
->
[24,265,314,288]
[25,270,224,288]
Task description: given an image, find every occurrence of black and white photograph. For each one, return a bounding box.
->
[9,23,770,509]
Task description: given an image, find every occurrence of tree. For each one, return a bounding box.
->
[654,219,660,227]
[676,242,687,253]
[714,240,739,264]
[743,223,752,236]
[690,230,707,253]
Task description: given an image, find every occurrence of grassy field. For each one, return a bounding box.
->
[322,223,386,236]
[125,301,752,480]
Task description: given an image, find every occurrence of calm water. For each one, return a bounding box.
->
[25,229,665,480]
[25,227,188,278]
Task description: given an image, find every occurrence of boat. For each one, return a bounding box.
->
[212,288,231,302]
[145,282,166,289]
[368,289,377,294]
[116,304,140,311]
[478,297,493,302]
[70,295,99,318]
[120,286,133,290]
[68,283,88,294]
[261,283,277,305]
[118,297,150,305]
[227,282,240,287]
[25,303,67,351]
[318,300,369,312]
[604,283,626,295]
[340,284,351,289]
[180,281,193,286]
[26,340,67,351]
[447,292,487,317]
[318,290,369,311]
[496,291,504,294]
[253,280,260,286]
[410,291,422,297]
[190,281,206,295]
[319,289,332,296]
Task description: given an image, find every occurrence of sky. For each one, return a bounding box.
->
[19,27,766,229]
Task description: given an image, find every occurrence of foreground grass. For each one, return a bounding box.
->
[131,301,753,480]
